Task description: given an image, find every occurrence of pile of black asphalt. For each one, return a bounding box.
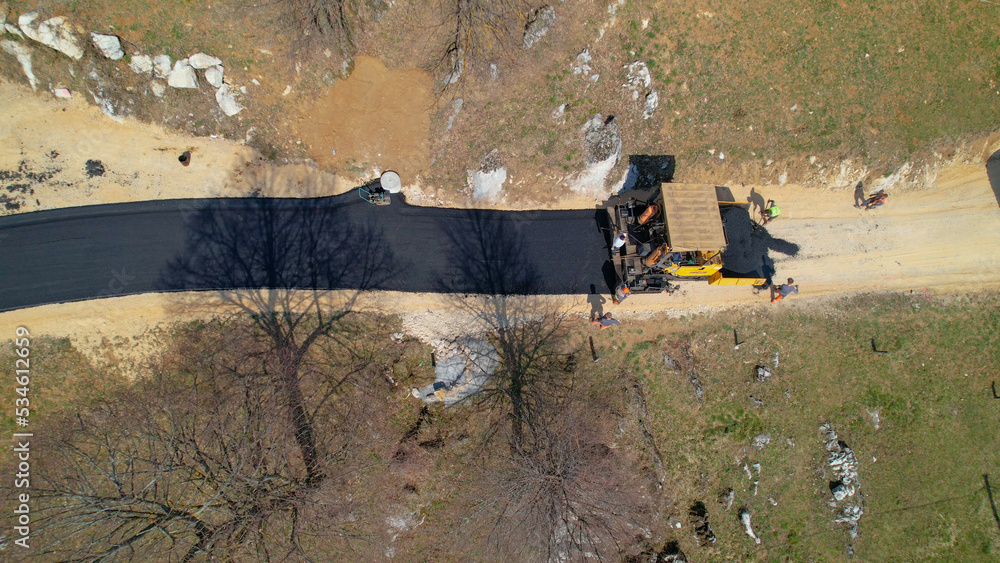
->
[0,192,612,312]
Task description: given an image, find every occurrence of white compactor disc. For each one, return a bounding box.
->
[380,170,402,193]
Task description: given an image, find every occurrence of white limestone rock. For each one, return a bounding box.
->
[445,97,463,131]
[551,103,566,124]
[204,64,223,88]
[167,59,198,89]
[469,167,506,200]
[152,54,171,79]
[1,39,36,90]
[624,61,651,100]
[150,80,166,98]
[523,5,555,49]
[5,23,24,38]
[91,92,122,122]
[739,509,762,544]
[129,54,152,75]
[215,83,243,116]
[571,113,622,198]
[18,12,83,59]
[188,52,221,69]
[90,32,123,60]
[643,90,659,119]
[469,149,506,200]
[831,482,848,501]
[571,48,592,76]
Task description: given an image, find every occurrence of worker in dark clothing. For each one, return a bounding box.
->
[592,313,621,329]
[853,181,866,208]
[771,278,799,303]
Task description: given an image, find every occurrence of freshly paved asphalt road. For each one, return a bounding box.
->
[988,149,1000,208]
[0,193,613,312]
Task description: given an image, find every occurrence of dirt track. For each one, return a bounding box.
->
[2,77,1000,350]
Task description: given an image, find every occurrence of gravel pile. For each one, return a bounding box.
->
[402,310,498,406]
[820,422,865,543]
[412,337,498,406]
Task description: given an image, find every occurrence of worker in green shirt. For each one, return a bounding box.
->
[762,199,780,224]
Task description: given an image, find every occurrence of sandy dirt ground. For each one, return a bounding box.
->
[0,79,359,211]
[2,77,1000,365]
[297,56,433,183]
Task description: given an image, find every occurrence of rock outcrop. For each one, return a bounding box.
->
[129,54,152,75]
[688,501,716,546]
[468,149,506,200]
[739,508,762,544]
[152,54,171,79]
[820,423,865,543]
[167,59,197,89]
[188,52,221,69]
[523,5,555,49]
[570,113,622,197]
[90,32,123,60]
[215,83,243,116]
[1,39,36,90]
[18,12,83,59]
[204,65,223,88]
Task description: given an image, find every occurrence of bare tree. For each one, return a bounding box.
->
[30,318,400,561]
[459,402,653,561]
[427,209,651,560]
[285,0,390,55]
[477,294,569,453]
[160,200,400,487]
[437,210,570,453]
[443,0,527,82]
[33,330,306,561]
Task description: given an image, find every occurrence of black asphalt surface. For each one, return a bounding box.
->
[0,193,612,312]
[0,185,796,312]
[988,149,1000,208]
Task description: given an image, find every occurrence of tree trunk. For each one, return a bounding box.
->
[278,345,322,486]
[510,369,524,454]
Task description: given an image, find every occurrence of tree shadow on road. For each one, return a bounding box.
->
[159,197,402,306]
[158,197,404,487]
[436,209,542,296]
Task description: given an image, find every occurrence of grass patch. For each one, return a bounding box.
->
[588,292,1000,560]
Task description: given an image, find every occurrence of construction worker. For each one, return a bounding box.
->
[592,313,621,329]
[771,278,799,303]
[612,232,628,252]
[864,190,888,210]
[853,181,866,208]
[612,283,630,305]
[762,199,781,224]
